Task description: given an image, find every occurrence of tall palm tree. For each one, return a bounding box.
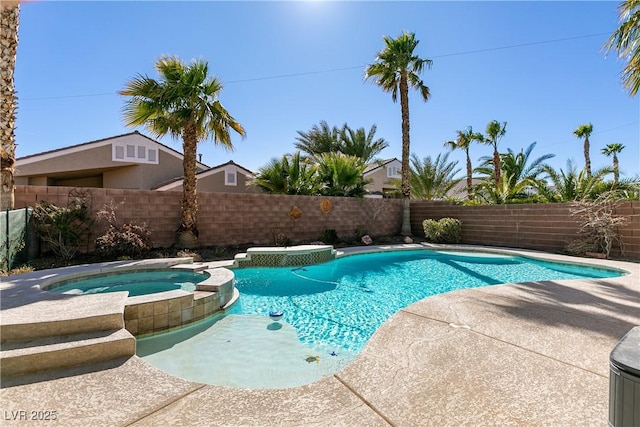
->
[409,152,461,200]
[479,120,507,187]
[294,120,341,157]
[445,126,483,200]
[121,56,245,248]
[603,0,640,97]
[339,124,389,163]
[365,31,432,236]
[573,123,593,177]
[0,2,20,211]
[601,142,625,184]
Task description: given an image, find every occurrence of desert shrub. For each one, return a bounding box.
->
[272,229,291,247]
[96,223,152,258]
[422,218,463,243]
[321,229,339,244]
[32,201,94,260]
[565,198,628,258]
[177,249,203,262]
[0,264,35,277]
[95,202,151,258]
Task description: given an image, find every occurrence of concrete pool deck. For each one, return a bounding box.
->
[1,245,639,426]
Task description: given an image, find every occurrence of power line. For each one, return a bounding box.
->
[20,31,613,101]
[430,32,611,59]
[21,92,118,101]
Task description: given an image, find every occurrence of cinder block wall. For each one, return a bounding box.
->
[411,201,640,260]
[14,186,639,260]
[14,186,403,249]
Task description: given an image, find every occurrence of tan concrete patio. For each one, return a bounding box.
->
[1,246,638,426]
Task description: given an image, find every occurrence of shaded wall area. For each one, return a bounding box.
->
[411,201,640,260]
[14,186,402,250]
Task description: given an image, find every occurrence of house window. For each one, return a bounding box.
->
[112,142,159,164]
[225,171,237,186]
[387,165,401,177]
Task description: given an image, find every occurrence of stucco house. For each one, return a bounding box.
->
[363,158,402,197]
[14,131,209,190]
[153,160,260,194]
[14,132,257,194]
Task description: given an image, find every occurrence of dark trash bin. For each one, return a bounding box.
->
[610,326,640,427]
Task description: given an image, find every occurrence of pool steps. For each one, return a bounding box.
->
[0,257,229,380]
[1,246,336,379]
[0,292,129,343]
[0,329,135,377]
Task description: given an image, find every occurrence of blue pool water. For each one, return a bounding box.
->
[47,270,209,297]
[137,250,622,388]
[230,250,621,353]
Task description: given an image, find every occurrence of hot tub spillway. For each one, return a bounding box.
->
[123,266,238,337]
[233,245,337,268]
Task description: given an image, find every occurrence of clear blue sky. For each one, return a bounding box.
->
[15,1,640,179]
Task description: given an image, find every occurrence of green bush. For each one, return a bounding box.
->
[321,229,339,244]
[422,218,462,243]
[32,201,94,260]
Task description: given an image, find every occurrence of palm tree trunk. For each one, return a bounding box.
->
[584,137,591,178]
[177,120,199,248]
[613,154,619,184]
[0,3,19,211]
[493,146,501,188]
[465,152,473,201]
[399,72,412,236]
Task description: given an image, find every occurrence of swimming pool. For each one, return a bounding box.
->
[137,249,622,389]
[47,270,210,297]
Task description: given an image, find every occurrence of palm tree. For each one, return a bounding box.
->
[445,126,483,201]
[294,121,341,157]
[601,143,625,184]
[603,0,640,97]
[477,142,554,188]
[0,2,20,211]
[475,142,554,204]
[409,152,461,200]
[316,153,369,197]
[365,31,432,236]
[252,152,321,195]
[339,124,389,163]
[536,160,613,202]
[479,120,507,187]
[121,56,246,248]
[573,123,593,177]
[476,173,535,204]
